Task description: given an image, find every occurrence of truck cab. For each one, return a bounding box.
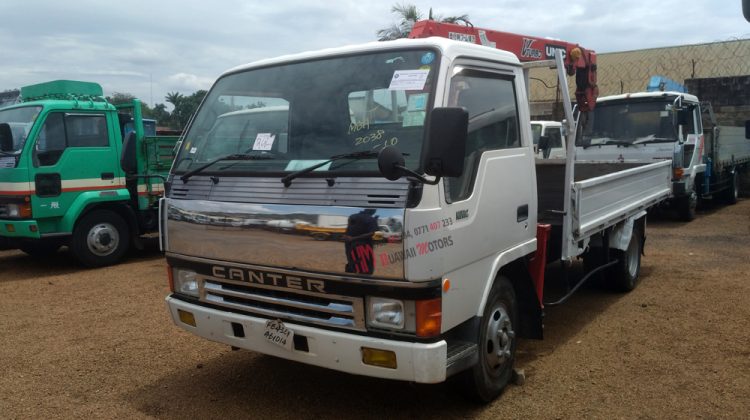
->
[0,80,178,265]
[163,38,669,402]
[576,91,703,219]
[531,120,564,159]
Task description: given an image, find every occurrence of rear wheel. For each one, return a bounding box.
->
[71,210,130,267]
[723,170,739,205]
[611,228,642,292]
[461,276,517,403]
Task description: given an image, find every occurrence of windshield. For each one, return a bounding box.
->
[581,99,677,146]
[173,48,438,176]
[0,106,42,154]
[530,123,542,145]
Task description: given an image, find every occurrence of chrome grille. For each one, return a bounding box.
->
[200,275,366,331]
[169,176,410,208]
[0,205,8,218]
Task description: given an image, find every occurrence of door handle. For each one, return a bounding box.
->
[517,204,529,222]
[101,172,115,180]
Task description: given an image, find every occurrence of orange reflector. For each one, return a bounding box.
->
[29,225,37,232]
[673,167,684,180]
[167,265,175,292]
[442,279,451,293]
[361,347,397,369]
[6,224,15,233]
[416,298,442,338]
[177,309,196,327]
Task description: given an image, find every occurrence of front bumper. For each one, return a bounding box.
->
[166,296,448,383]
[0,219,41,239]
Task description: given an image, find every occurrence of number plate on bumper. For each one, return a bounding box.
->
[264,319,294,351]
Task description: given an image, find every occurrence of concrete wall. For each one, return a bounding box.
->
[685,76,750,126]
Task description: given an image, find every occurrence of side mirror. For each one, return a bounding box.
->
[538,135,551,159]
[377,146,405,181]
[422,107,468,177]
[0,123,13,152]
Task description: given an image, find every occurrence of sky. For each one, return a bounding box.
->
[1,0,748,110]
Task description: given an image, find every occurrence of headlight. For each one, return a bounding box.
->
[5,203,32,219]
[173,269,199,297]
[366,297,417,331]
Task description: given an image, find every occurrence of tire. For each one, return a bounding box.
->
[611,228,642,292]
[677,190,697,221]
[461,276,518,403]
[71,210,130,267]
[723,170,738,205]
[19,240,61,257]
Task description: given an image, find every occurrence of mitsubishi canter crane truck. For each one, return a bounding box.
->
[163,34,671,401]
[0,80,179,266]
[577,91,750,220]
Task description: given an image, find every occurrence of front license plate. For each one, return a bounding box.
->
[263,319,294,351]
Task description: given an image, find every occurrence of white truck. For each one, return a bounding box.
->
[162,36,671,401]
[531,120,564,159]
[577,91,750,220]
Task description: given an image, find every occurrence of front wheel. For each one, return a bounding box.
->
[461,276,518,403]
[677,190,697,221]
[71,210,130,267]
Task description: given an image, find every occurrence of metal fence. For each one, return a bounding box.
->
[529,38,750,118]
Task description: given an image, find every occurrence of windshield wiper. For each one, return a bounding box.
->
[281,150,378,187]
[180,153,274,182]
[632,137,677,145]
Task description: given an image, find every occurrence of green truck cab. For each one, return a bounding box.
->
[0,80,179,266]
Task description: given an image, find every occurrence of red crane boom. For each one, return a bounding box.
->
[408,20,598,111]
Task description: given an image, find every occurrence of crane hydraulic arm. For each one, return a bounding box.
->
[408,20,598,111]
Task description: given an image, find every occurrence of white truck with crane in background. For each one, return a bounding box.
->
[162,22,671,402]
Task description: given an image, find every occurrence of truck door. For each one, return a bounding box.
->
[31,112,122,219]
[441,66,536,267]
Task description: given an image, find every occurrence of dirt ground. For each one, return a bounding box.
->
[1,200,749,419]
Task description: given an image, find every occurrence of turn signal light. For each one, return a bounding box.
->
[415,298,442,337]
[361,347,397,369]
[673,167,684,180]
[177,309,196,327]
[19,203,32,219]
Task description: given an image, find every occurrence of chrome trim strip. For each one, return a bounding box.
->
[166,252,441,288]
[203,280,357,316]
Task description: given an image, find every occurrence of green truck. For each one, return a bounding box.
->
[0,80,179,266]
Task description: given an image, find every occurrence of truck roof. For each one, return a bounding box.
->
[598,91,699,104]
[222,37,521,77]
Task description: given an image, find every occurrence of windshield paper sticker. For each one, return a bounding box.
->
[389,70,429,91]
[253,133,276,151]
[285,160,332,171]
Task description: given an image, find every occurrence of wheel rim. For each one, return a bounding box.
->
[86,222,120,256]
[626,234,639,278]
[483,303,515,376]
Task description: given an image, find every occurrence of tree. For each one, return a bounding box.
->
[376,3,471,41]
[169,90,206,129]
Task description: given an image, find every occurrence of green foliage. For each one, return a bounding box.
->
[105,89,207,129]
[377,3,471,41]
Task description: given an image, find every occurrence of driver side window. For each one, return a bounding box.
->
[445,70,521,203]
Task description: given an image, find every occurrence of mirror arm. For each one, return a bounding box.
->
[395,165,441,185]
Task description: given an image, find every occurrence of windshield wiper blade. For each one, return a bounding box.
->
[281,150,378,187]
[632,138,677,145]
[180,153,274,182]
